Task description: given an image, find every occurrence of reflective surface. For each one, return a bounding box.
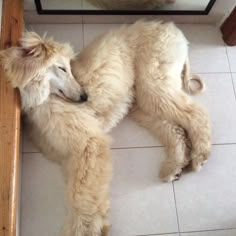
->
[40,0,213,12]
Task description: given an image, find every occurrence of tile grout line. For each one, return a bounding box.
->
[224,43,236,101]
[212,142,236,146]
[195,72,232,75]
[133,225,236,235]
[181,227,236,234]
[111,143,236,149]
[224,42,232,73]
[172,182,181,235]
[230,74,236,101]
[133,232,179,236]
[22,142,236,154]
[112,145,163,149]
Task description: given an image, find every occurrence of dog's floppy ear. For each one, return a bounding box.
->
[20,32,57,59]
[0,32,56,88]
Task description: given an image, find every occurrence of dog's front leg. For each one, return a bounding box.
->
[62,135,112,236]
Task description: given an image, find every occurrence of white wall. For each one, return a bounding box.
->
[211,0,235,25]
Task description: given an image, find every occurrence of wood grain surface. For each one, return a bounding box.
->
[0,0,23,235]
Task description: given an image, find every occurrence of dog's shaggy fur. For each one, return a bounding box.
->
[1,33,112,236]
[71,21,211,180]
[0,21,211,235]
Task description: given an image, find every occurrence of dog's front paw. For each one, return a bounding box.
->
[191,154,208,172]
[159,161,183,182]
[101,225,110,236]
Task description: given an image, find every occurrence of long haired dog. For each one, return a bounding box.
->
[71,21,211,182]
[87,0,176,10]
[0,21,211,235]
[0,33,112,236]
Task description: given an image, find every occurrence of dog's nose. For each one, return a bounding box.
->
[80,93,88,102]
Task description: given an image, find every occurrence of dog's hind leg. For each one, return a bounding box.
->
[130,108,191,182]
[136,84,211,172]
[62,135,112,236]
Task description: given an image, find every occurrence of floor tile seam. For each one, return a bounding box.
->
[172,183,181,234]
[22,142,236,154]
[224,44,236,101]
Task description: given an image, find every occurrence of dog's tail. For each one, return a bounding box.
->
[182,59,205,95]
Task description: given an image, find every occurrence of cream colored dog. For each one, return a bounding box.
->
[0,21,211,236]
[71,21,211,181]
[1,33,112,236]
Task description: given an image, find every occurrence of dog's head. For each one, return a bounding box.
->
[0,32,87,110]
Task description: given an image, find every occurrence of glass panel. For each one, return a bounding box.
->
[40,0,211,11]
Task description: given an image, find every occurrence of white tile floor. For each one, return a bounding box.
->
[21,23,236,236]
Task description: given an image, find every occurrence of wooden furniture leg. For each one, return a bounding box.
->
[0,0,23,235]
[221,7,236,46]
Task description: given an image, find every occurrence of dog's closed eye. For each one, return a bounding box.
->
[58,66,67,73]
